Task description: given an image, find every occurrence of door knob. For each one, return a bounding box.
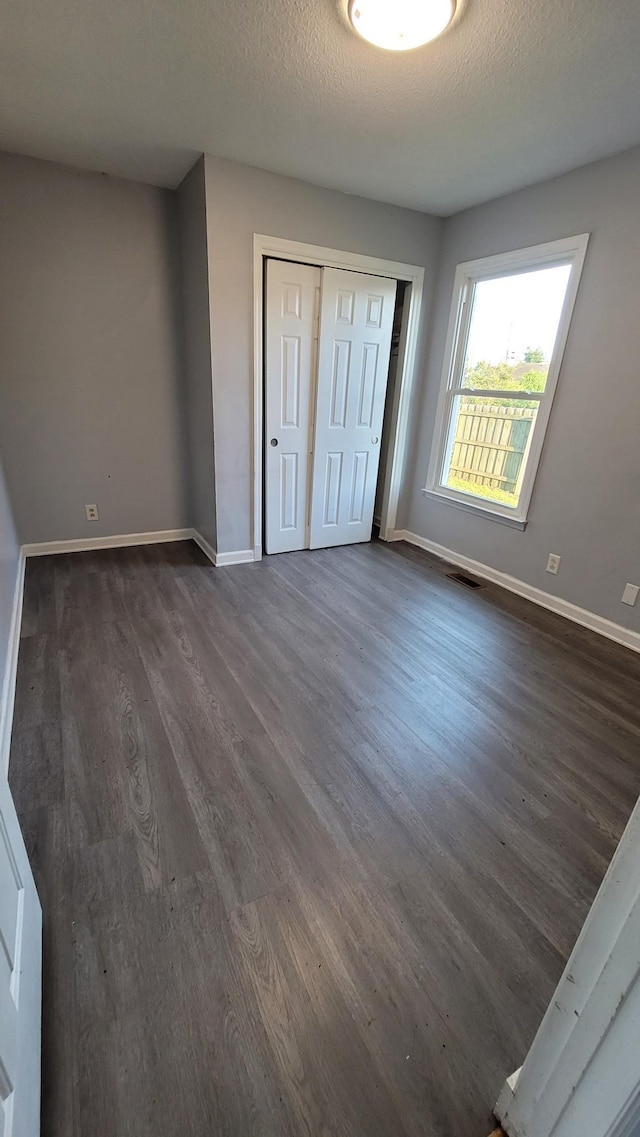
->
[270,438,278,447]
[371,436,379,444]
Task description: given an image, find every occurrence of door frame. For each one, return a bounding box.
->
[495,792,640,1137]
[252,234,425,560]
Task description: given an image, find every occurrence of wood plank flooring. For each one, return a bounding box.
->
[9,538,640,1137]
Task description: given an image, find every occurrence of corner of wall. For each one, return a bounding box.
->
[394,215,447,532]
[177,154,218,551]
[0,453,25,775]
[400,151,640,635]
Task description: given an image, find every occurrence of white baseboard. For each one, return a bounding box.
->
[392,529,640,655]
[22,528,193,557]
[215,549,255,567]
[191,530,254,568]
[190,529,217,566]
[1,551,25,775]
[20,527,256,570]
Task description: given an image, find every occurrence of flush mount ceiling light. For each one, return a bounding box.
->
[348,0,455,50]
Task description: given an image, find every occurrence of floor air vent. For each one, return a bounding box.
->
[446,572,483,589]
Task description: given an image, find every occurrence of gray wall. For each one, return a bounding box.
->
[403,145,640,631]
[0,453,20,732]
[202,154,443,554]
[0,151,188,544]
[177,158,217,551]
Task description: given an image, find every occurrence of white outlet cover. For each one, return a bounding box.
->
[622,583,639,607]
[85,503,99,520]
[546,554,561,574]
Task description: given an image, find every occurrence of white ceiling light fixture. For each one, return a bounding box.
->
[348,0,456,51]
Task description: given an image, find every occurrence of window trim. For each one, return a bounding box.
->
[425,234,590,527]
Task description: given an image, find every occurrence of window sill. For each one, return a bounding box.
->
[421,488,527,530]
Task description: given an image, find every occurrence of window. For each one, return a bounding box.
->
[425,234,589,528]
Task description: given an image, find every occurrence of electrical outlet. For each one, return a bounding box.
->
[85,504,99,521]
[546,553,561,575]
[622,583,639,607]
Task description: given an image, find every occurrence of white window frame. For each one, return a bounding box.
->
[424,234,590,529]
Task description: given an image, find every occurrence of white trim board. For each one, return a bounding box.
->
[190,528,217,566]
[215,549,254,567]
[20,528,257,569]
[0,550,25,775]
[191,528,255,567]
[252,234,426,560]
[391,529,640,654]
[495,1068,522,1129]
[495,796,640,1137]
[22,528,194,557]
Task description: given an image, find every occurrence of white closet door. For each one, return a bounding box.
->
[0,773,41,1137]
[265,259,321,555]
[309,268,397,549]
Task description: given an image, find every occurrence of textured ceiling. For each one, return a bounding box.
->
[1,0,640,214]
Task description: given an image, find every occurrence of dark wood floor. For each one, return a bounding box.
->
[9,539,640,1137]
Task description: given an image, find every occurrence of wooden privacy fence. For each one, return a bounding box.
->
[450,401,536,493]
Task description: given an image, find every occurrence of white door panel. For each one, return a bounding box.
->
[264,259,321,555]
[0,773,41,1137]
[309,268,396,549]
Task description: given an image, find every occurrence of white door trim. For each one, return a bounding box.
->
[252,234,425,560]
[495,794,640,1137]
[0,553,25,777]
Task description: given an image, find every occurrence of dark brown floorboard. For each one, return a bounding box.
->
[10,539,640,1137]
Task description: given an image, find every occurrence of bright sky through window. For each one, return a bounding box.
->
[465,264,572,367]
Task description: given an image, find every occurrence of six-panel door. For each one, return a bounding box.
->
[264,259,322,555]
[309,268,397,549]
